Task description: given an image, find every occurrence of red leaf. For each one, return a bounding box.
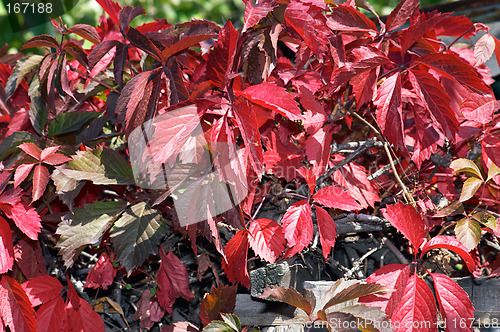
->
[157,248,195,314]
[14,163,35,188]
[21,275,63,307]
[133,291,165,329]
[199,284,237,325]
[430,273,474,332]
[326,4,377,33]
[222,230,250,288]
[206,20,239,88]
[315,206,336,260]
[35,297,66,332]
[233,98,264,176]
[305,124,333,178]
[374,72,404,149]
[0,276,36,332]
[239,82,304,121]
[421,236,475,272]
[0,217,14,274]
[243,0,278,32]
[385,0,419,31]
[408,69,458,139]
[248,218,286,263]
[312,186,361,211]
[20,35,59,51]
[416,53,491,94]
[95,0,122,26]
[18,143,41,160]
[281,200,313,257]
[391,274,437,332]
[296,167,316,194]
[382,202,427,253]
[285,1,326,55]
[68,24,101,45]
[31,165,49,203]
[3,203,41,240]
[493,36,500,70]
[84,252,117,290]
[41,153,71,166]
[65,279,105,332]
[360,264,411,318]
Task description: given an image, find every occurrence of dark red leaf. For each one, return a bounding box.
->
[385,0,419,31]
[0,276,36,332]
[281,200,313,257]
[382,201,427,253]
[416,53,491,94]
[13,239,47,279]
[312,185,362,211]
[431,273,474,332]
[315,206,336,260]
[421,236,475,272]
[35,297,66,332]
[243,0,278,32]
[199,284,237,325]
[163,33,218,61]
[68,24,101,44]
[157,248,194,314]
[88,40,120,70]
[21,35,58,51]
[285,1,326,55]
[0,217,14,274]
[21,275,63,307]
[248,218,286,263]
[327,4,377,33]
[63,42,88,67]
[238,82,304,121]
[206,20,238,88]
[126,27,162,61]
[84,252,117,290]
[118,6,146,33]
[133,291,165,329]
[222,230,250,288]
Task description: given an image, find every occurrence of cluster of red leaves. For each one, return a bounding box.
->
[0,0,499,330]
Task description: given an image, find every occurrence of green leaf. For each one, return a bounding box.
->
[0,131,36,161]
[110,202,167,274]
[472,211,496,230]
[5,55,44,99]
[455,217,481,251]
[29,95,48,136]
[459,177,483,202]
[450,159,484,180]
[203,321,235,332]
[56,201,126,267]
[57,147,135,185]
[221,314,241,331]
[48,111,101,137]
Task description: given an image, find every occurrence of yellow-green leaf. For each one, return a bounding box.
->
[459,177,483,202]
[455,217,481,251]
[450,159,483,180]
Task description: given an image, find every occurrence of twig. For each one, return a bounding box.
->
[383,142,415,206]
[331,140,384,154]
[344,239,385,279]
[368,157,403,180]
[382,237,409,264]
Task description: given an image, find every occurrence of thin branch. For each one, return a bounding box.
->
[383,142,415,206]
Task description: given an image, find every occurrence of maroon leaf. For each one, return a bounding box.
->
[84,252,117,290]
[13,239,47,279]
[315,206,336,260]
[312,185,362,211]
[248,218,286,263]
[206,20,239,88]
[126,28,162,61]
[243,0,278,32]
[0,217,14,274]
[63,42,88,67]
[199,284,237,326]
[281,200,313,257]
[118,6,146,33]
[391,274,437,332]
[157,248,194,314]
[285,1,326,55]
[21,275,63,307]
[222,230,250,288]
[68,24,101,44]
[421,236,475,272]
[430,273,474,332]
[162,33,218,61]
[385,0,419,31]
[0,276,36,332]
[382,201,427,253]
[133,291,165,329]
[238,82,304,121]
[88,40,120,70]
[327,4,377,33]
[374,72,404,149]
[21,35,58,51]
[260,286,312,316]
